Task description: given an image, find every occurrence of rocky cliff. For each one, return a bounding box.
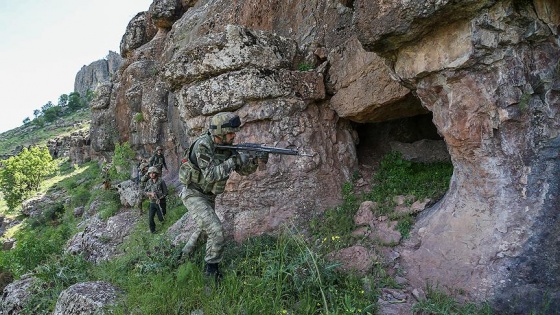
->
[81,0,558,313]
[74,51,123,98]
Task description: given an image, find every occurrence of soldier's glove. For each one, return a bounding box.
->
[256,151,269,164]
[235,152,250,167]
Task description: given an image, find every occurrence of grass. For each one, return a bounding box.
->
[413,286,494,315]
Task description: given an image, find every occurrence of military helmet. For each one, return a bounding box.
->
[210,112,241,136]
[140,162,149,170]
[148,166,159,174]
[155,146,163,151]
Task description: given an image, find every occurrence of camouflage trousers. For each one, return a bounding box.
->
[180,186,224,264]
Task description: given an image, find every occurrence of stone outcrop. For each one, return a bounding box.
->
[66,211,141,264]
[53,281,122,315]
[115,180,142,208]
[74,51,122,98]
[0,275,36,314]
[47,128,91,164]
[355,0,560,313]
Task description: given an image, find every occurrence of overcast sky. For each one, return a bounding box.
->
[0,0,153,133]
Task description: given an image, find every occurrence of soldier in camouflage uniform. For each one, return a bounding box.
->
[149,146,168,174]
[179,112,268,281]
[144,166,168,233]
[137,162,150,212]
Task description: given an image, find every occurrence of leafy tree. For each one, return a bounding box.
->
[33,117,45,128]
[67,92,83,111]
[33,109,41,119]
[58,94,68,107]
[0,146,58,210]
[22,117,30,125]
[43,106,63,123]
[41,101,54,113]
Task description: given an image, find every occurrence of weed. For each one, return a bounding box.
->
[298,63,314,71]
[413,285,494,314]
[519,92,531,112]
[134,112,144,123]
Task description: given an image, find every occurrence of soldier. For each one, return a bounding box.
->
[137,162,150,212]
[144,166,168,233]
[149,146,168,174]
[135,158,149,184]
[178,112,268,281]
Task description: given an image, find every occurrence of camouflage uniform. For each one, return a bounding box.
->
[144,167,168,233]
[137,162,150,211]
[180,131,258,264]
[149,146,168,173]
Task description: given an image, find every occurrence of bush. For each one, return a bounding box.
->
[109,142,136,182]
[0,223,72,277]
[0,146,58,210]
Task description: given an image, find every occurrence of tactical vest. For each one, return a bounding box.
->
[179,133,233,195]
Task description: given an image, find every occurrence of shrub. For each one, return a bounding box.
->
[134,112,144,123]
[109,142,136,182]
[0,146,58,210]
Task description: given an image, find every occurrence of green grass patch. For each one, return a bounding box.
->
[366,151,453,237]
[99,233,377,314]
[413,285,494,315]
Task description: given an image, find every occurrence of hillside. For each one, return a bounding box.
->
[0,109,91,158]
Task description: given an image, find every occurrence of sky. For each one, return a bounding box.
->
[0,0,153,133]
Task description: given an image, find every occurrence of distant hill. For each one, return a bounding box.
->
[0,108,91,158]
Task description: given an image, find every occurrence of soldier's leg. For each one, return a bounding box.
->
[148,203,157,233]
[160,199,167,216]
[202,205,224,264]
[183,194,223,264]
[181,228,202,256]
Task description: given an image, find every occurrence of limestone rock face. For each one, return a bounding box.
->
[115,180,142,208]
[356,0,560,312]
[327,36,426,122]
[149,0,184,30]
[0,275,36,314]
[119,12,157,58]
[74,52,122,99]
[53,281,122,315]
[65,211,140,264]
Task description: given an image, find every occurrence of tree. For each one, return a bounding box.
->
[43,106,62,123]
[67,92,83,111]
[0,146,58,211]
[58,94,69,107]
[33,109,41,119]
[22,117,30,125]
[41,101,54,113]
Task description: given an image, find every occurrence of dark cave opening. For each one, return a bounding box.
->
[354,113,444,168]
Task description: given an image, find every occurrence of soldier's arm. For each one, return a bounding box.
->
[161,181,168,198]
[196,142,236,183]
[162,157,168,170]
[235,157,258,176]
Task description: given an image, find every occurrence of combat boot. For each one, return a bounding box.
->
[204,263,223,283]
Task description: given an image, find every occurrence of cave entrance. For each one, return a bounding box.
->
[354,112,448,173]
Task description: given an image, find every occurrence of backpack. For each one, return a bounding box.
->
[179,139,201,186]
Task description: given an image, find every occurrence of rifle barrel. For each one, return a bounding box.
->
[216,144,313,157]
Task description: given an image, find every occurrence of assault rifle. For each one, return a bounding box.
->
[215,143,314,158]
